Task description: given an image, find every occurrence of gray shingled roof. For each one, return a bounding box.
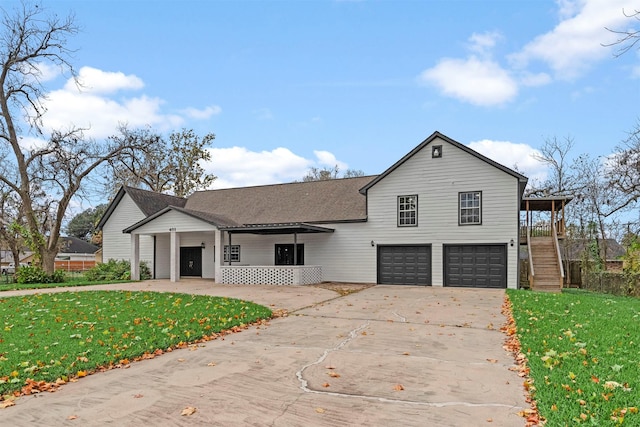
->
[184,175,375,225]
[563,239,626,261]
[97,186,187,229]
[59,236,100,254]
[123,186,186,216]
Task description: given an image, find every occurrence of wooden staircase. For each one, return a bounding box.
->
[529,237,563,292]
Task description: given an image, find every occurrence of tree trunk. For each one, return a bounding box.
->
[41,249,57,275]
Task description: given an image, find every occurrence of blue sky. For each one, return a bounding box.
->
[13,0,640,192]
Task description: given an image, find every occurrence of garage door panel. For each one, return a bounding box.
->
[444,244,506,289]
[378,245,431,286]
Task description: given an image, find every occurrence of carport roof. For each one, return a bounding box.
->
[220,223,335,235]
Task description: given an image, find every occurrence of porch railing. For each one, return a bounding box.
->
[220,265,322,285]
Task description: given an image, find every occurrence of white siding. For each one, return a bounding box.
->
[102,194,155,274]
[363,136,520,288]
[131,212,217,279]
[131,210,217,234]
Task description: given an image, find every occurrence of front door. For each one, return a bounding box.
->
[275,244,304,265]
[180,247,203,277]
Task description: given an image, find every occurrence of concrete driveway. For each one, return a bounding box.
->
[1,281,528,426]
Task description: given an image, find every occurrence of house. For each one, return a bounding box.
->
[54,236,101,272]
[564,238,626,284]
[98,131,532,289]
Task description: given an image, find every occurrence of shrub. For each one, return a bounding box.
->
[85,259,151,281]
[14,265,66,284]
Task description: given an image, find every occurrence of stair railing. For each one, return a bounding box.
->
[527,225,535,287]
[552,222,565,288]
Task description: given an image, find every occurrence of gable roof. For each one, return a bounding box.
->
[97,186,187,229]
[184,175,375,225]
[58,236,100,254]
[359,131,528,195]
[122,205,238,233]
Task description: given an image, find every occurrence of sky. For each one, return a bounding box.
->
[7,0,640,197]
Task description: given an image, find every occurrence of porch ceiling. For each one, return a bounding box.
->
[521,196,573,212]
[220,222,334,235]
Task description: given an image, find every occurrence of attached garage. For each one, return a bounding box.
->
[444,244,507,288]
[377,245,431,285]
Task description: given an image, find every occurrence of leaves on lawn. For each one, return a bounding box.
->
[505,289,640,425]
[0,291,273,401]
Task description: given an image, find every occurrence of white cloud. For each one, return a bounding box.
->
[35,66,216,139]
[204,146,351,189]
[468,139,548,183]
[419,56,518,106]
[313,150,348,170]
[468,31,503,56]
[509,0,636,80]
[66,66,144,94]
[519,71,553,87]
[182,105,222,120]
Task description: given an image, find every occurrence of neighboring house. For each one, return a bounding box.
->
[564,239,626,284]
[98,131,529,289]
[54,236,101,271]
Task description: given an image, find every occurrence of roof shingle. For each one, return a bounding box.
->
[185,176,375,225]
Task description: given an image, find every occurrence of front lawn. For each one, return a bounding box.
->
[507,289,640,424]
[0,291,272,400]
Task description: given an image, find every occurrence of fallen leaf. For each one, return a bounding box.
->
[181,406,197,416]
[325,365,336,370]
[177,358,185,362]
[68,415,78,420]
[322,382,330,388]
[133,394,143,399]
[486,418,493,422]
[315,407,325,413]
[207,362,216,366]
[402,352,410,356]
[328,372,341,378]
[393,384,404,391]
[76,371,87,378]
[0,400,15,409]
[486,358,498,363]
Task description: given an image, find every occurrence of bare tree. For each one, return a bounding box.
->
[604,8,640,57]
[105,126,216,197]
[607,122,640,216]
[301,165,365,182]
[0,186,26,270]
[0,3,147,273]
[529,136,577,196]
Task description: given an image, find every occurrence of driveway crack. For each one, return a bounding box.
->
[296,321,369,393]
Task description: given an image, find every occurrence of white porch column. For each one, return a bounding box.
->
[170,228,180,282]
[130,233,140,280]
[214,229,222,282]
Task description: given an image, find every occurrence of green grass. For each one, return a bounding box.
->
[0,291,272,398]
[508,289,640,425]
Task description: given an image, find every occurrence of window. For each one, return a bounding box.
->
[223,245,240,262]
[459,191,481,225]
[398,195,418,227]
[275,244,304,265]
